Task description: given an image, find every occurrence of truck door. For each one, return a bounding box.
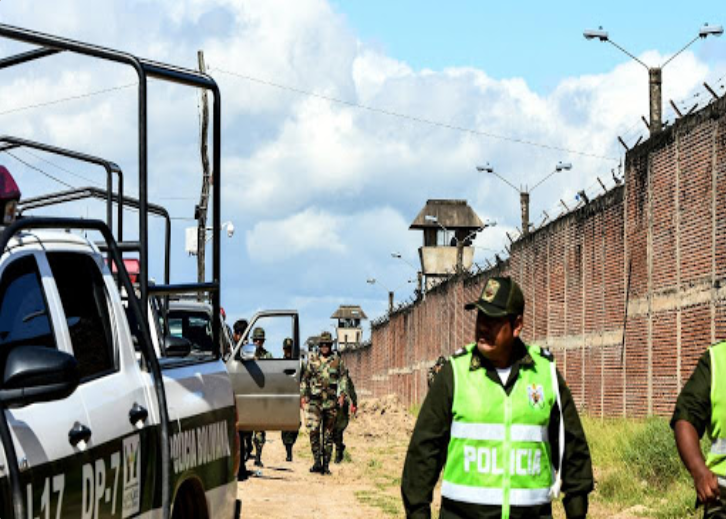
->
[227,311,301,431]
[0,251,91,518]
[45,250,159,518]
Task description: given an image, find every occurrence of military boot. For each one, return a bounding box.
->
[285,444,293,462]
[334,444,345,464]
[322,453,332,475]
[310,456,322,473]
[254,449,264,468]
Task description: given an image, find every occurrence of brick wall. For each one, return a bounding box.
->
[343,97,726,417]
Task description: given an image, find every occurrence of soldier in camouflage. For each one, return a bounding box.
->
[333,372,357,463]
[251,327,273,467]
[281,337,300,462]
[427,355,447,388]
[301,331,348,475]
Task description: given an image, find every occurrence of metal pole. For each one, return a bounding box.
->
[197,50,211,289]
[649,67,662,135]
[520,191,530,236]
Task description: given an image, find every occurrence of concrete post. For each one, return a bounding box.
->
[417,271,424,298]
[520,191,530,236]
[388,291,394,314]
[649,67,662,135]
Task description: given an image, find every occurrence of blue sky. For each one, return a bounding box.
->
[1,0,725,345]
[331,0,726,93]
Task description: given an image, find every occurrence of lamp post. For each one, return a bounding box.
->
[584,24,723,135]
[477,162,571,236]
[367,277,415,314]
[392,252,424,296]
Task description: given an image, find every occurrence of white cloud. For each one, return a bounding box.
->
[246,207,345,262]
[1,0,724,338]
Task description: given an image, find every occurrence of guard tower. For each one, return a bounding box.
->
[331,305,368,351]
[409,199,485,288]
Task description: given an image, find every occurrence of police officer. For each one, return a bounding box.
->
[251,327,273,468]
[232,319,253,479]
[401,276,593,519]
[333,372,357,463]
[673,341,726,517]
[281,337,300,462]
[301,331,348,475]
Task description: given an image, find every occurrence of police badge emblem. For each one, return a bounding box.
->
[527,384,545,409]
[483,279,500,302]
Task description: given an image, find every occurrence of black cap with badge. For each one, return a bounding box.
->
[464,276,525,317]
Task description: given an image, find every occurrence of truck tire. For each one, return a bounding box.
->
[171,479,209,519]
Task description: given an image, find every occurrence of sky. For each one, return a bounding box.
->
[1,0,725,345]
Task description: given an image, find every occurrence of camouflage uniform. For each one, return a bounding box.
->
[427,355,447,388]
[251,327,273,467]
[333,374,357,463]
[280,338,300,462]
[301,331,348,474]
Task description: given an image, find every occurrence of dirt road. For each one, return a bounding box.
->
[237,396,416,518]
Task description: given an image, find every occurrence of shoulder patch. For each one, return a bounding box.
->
[539,346,554,361]
[452,347,467,358]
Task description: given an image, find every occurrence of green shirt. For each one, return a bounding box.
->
[401,339,593,519]
[670,349,712,437]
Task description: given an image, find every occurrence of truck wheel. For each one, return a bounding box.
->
[171,479,209,519]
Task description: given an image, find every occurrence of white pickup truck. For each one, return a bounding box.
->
[0,166,240,519]
[0,22,242,519]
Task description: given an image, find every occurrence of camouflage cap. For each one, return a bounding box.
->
[319,331,333,345]
[464,276,525,318]
[283,337,293,349]
[252,327,266,340]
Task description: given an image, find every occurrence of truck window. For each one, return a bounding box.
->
[47,252,115,381]
[0,256,56,371]
[167,310,215,354]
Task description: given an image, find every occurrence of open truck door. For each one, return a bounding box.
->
[226,310,301,431]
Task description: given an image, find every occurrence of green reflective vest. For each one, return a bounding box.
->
[441,343,563,519]
[707,341,726,478]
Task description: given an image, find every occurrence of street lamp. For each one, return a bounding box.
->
[392,251,424,296]
[477,162,572,235]
[583,24,723,134]
[367,277,415,314]
[185,220,235,255]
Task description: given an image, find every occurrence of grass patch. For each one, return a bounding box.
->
[355,490,402,516]
[408,403,422,417]
[580,415,701,518]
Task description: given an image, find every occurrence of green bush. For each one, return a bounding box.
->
[621,417,688,489]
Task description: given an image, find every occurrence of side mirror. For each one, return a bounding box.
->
[0,346,79,408]
[164,335,192,358]
[239,343,256,361]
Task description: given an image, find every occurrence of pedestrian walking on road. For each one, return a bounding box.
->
[281,337,301,462]
[401,276,593,519]
[251,327,273,468]
[673,341,726,518]
[301,331,348,475]
[333,372,357,463]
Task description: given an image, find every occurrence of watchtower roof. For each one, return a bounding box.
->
[331,305,368,320]
[409,199,484,230]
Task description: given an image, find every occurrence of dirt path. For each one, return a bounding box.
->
[237,398,411,518]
